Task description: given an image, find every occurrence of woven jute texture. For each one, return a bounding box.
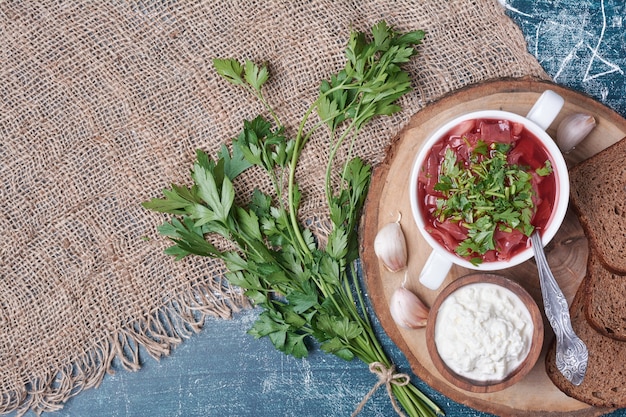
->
[0,0,547,414]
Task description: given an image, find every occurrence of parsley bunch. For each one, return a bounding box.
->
[144,22,441,417]
[434,141,552,264]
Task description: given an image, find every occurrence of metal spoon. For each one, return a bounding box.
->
[530,232,588,386]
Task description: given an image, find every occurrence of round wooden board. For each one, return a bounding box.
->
[360,77,626,416]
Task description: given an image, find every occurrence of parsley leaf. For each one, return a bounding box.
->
[213,58,245,85]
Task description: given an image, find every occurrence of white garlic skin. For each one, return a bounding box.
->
[389,287,429,329]
[374,221,408,272]
[556,113,596,153]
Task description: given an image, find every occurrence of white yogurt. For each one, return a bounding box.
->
[434,282,534,381]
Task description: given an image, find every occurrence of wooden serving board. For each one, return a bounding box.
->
[360,78,626,416]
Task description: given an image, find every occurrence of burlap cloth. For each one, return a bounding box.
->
[0,1,548,415]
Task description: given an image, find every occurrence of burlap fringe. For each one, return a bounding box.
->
[2,283,249,417]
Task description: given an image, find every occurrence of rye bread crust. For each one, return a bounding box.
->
[547,138,626,406]
[583,246,626,341]
[569,137,626,274]
[546,284,626,408]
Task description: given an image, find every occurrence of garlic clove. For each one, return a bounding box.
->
[556,113,596,153]
[374,219,407,272]
[389,286,429,329]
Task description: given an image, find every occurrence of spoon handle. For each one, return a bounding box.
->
[530,232,588,385]
[530,233,572,337]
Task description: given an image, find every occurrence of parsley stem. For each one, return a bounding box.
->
[324,117,359,203]
[349,261,374,337]
[405,383,444,416]
[247,84,281,128]
[485,191,506,199]
[287,101,321,258]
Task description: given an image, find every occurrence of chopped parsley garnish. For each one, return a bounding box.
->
[433,140,552,264]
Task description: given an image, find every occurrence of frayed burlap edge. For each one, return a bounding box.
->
[5,280,250,416]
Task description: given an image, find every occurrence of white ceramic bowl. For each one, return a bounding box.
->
[409,92,569,289]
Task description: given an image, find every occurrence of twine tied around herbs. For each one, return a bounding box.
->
[351,361,411,417]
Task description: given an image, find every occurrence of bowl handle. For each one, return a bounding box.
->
[525,90,564,131]
[419,250,453,290]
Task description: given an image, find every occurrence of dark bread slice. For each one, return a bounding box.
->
[584,246,626,340]
[569,136,626,274]
[546,278,626,408]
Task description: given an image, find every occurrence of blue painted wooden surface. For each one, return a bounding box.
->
[503,0,626,114]
[15,1,626,416]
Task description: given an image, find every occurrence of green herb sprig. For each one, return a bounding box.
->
[144,21,441,417]
[434,141,552,264]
